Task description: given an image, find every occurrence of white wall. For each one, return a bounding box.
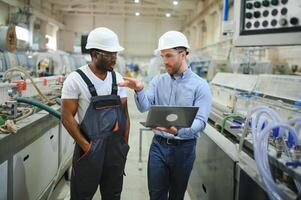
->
[0,1,9,26]
[59,14,182,57]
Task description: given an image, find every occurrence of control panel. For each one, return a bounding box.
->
[233,0,301,46]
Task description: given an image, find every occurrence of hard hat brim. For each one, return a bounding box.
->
[154,45,190,55]
[86,44,124,52]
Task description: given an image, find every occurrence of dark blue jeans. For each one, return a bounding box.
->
[147,136,196,200]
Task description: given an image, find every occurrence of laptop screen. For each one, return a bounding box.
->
[142,106,199,128]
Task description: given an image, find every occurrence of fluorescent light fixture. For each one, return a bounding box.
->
[173,1,178,5]
[134,0,139,3]
[135,12,140,16]
[166,13,171,17]
[15,26,29,42]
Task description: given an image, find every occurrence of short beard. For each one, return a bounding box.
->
[167,63,181,76]
[95,59,113,72]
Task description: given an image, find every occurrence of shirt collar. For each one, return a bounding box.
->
[170,68,191,80]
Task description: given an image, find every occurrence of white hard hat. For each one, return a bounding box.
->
[154,31,190,54]
[85,27,124,52]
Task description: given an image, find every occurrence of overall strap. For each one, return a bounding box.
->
[111,71,118,95]
[76,69,97,97]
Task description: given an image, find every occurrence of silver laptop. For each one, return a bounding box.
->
[140,106,199,128]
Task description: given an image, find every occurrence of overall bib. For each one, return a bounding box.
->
[70,69,130,200]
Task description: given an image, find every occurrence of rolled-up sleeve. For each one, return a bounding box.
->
[177,81,212,139]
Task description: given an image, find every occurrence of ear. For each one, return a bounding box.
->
[181,52,186,60]
[91,51,97,60]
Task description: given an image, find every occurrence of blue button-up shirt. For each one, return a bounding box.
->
[135,68,212,139]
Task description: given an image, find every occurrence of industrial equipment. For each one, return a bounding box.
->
[0,65,74,200]
[188,72,301,200]
[233,0,301,46]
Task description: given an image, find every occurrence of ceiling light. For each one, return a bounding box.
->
[166,13,171,17]
[173,1,178,5]
[134,0,139,3]
[135,12,140,16]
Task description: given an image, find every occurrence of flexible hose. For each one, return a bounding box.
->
[14,96,62,199]
[257,123,299,200]
[245,107,301,200]
[238,106,281,152]
[15,97,61,119]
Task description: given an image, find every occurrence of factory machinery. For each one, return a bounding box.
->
[0,26,88,199]
[188,0,301,200]
[0,66,75,200]
[188,72,301,200]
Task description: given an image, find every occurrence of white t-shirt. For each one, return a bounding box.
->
[61,65,127,123]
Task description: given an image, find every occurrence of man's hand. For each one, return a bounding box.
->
[118,77,143,91]
[82,142,92,154]
[154,126,178,135]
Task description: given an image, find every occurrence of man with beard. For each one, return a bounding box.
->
[61,27,130,200]
[118,31,212,200]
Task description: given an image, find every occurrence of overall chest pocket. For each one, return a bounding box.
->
[91,94,121,109]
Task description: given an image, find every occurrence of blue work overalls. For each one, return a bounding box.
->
[70,69,130,200]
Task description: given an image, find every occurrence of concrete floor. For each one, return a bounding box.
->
[52,89,191,200]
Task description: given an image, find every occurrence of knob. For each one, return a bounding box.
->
[246,3,253,9]
[281,8,287,15]
[263,0,270,7]
[272,9,278,16]
[271,0,279,6]
[290,17,299,25]
[246,22,252,29]
[254,21,260,28]
[254,1,261,8]
[263,10,269,17]
[281,0,288,5]
[271,19,277,26]
[262,20,269,27]
[245,12,253,19]
[279,18,287,26]
[254,11,261,18]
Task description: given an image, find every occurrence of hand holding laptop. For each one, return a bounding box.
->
[154,126,178,135]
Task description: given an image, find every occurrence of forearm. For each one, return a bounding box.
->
[62,115,90,150]
[134,89,151,112]
[177,118,206,139]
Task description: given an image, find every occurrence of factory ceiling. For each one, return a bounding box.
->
[48,0,199,20]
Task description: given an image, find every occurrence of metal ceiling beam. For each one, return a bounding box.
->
[64,12,186,20]
[49,0,195,10]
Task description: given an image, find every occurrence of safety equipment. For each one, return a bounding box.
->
[86,27,124,52]
[155,31,190,53]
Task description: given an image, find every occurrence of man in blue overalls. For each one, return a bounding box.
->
[61,27,130,200]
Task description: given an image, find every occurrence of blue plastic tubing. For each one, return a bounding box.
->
[223,0,229,21]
